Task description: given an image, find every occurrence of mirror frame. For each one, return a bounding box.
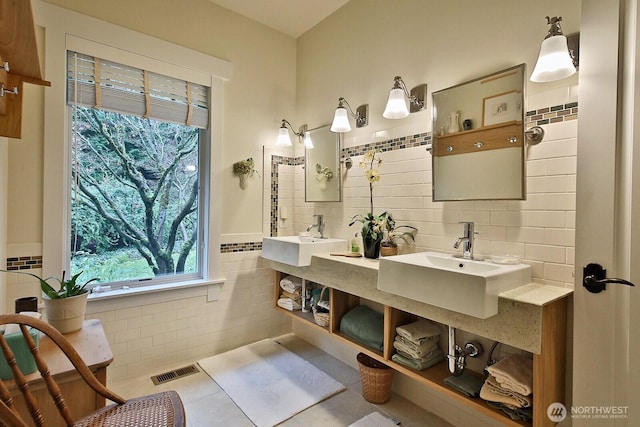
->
[304,124,342,202]
[431,64,526,201]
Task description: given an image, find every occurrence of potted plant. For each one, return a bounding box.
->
[232,157,258,189]
[1,269,98,333]
[315,163,334,191]
[379,213,418,256]
[349,149,387,259]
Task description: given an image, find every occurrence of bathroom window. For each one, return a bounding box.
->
[66,51,209,288]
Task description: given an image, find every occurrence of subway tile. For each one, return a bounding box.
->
[544,228,575,247]
[544,263,575,283]
[524,211,566,228]
[490,210,523,226]
[507,226,546,244]
[525,244,567,263]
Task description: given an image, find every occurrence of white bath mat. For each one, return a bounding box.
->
[198,339,346,427]
[349,412,399,426]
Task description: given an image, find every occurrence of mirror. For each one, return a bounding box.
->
[432,64,526,201]
[305,124,342,202]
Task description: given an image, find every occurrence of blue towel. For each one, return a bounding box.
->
[339,305,384,351]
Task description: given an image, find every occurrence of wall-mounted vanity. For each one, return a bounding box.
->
[305,124,342,202]
[265,255,570,427]
[432,64,526,201]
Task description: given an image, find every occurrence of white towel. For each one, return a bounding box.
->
[280,276,303,294]
[277,298,302,311]
[395,319,441,342]
[485,353,533,396]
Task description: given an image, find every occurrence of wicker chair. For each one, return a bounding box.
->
[0,314,185,427]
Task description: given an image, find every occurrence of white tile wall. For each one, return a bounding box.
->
[4,247,291,382]
[286,119,577,289]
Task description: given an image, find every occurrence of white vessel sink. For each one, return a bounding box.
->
[261,236,347,267]
[377,251,531,318]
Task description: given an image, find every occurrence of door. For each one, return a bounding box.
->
[573,0,639,426]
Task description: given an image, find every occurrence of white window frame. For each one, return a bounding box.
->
[35,1,232,296]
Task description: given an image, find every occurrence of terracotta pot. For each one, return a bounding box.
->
[380,245,398,257]
[42,292,88,334]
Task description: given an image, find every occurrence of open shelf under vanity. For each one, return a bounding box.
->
[270,263,568,427]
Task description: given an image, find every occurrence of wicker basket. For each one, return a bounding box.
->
[357,352,395,404]
[312,287,330,327]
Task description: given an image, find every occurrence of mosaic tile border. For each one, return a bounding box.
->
[5,256,42,271]
[270,155,305,237]
[342,132,432,158]
[220,242,263,253]
[4,103,578,262]
[526,102,578,126]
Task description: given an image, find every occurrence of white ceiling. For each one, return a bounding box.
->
[207,0,350,38]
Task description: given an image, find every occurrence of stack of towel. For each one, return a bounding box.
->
[277,276,302,311]
[480,353,533,422]
[391,319,444,371]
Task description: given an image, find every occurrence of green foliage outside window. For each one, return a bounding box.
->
[70,107,201,283]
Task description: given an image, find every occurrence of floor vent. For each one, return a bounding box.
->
[151,364,200,385]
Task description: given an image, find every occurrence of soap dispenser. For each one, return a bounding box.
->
[351,233,360,253]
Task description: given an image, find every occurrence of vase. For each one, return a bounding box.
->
[362,234,382,259]
[316,174,327,191]
[448,111,460,134]
[43,292,88,334]
[239,173,249,189]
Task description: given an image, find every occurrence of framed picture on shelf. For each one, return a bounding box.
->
[482,90,522,127]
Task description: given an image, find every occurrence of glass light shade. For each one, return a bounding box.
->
[383,88,410,119]
[330,107,351,132]
[276,127,292,146]
[530,35,576,82]
[304,132,314,148]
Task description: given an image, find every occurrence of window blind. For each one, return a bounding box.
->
[67,51,209,128]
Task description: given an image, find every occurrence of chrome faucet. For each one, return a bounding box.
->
[453,221,477,260]
[306,214,325,238]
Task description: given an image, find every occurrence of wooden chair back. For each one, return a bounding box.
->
[0,314,125,426]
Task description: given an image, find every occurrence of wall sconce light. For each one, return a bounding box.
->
[383,76,427,119]
[330,97,368,133]
[530,16,579,83]
[276,119,313,148]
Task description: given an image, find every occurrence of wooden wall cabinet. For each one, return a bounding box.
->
[0,0,51,139]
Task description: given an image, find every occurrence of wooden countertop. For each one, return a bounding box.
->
[7,319,113,386]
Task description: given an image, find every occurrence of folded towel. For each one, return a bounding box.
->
[280,290,301,301]
[394,335,439,354]
[393,337,438,359]
[339,305,384,351]
[480,375,532,408]
[280,276,303,294]
[485,353,533,396]
[277,298,302,311]
[443,371,485,397]
[395,319,441,342]
[391,350,444,371]
[486,401,533,422]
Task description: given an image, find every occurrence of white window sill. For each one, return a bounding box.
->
[85,278,225,313]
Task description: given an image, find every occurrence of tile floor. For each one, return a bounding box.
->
[109,334,453,427]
